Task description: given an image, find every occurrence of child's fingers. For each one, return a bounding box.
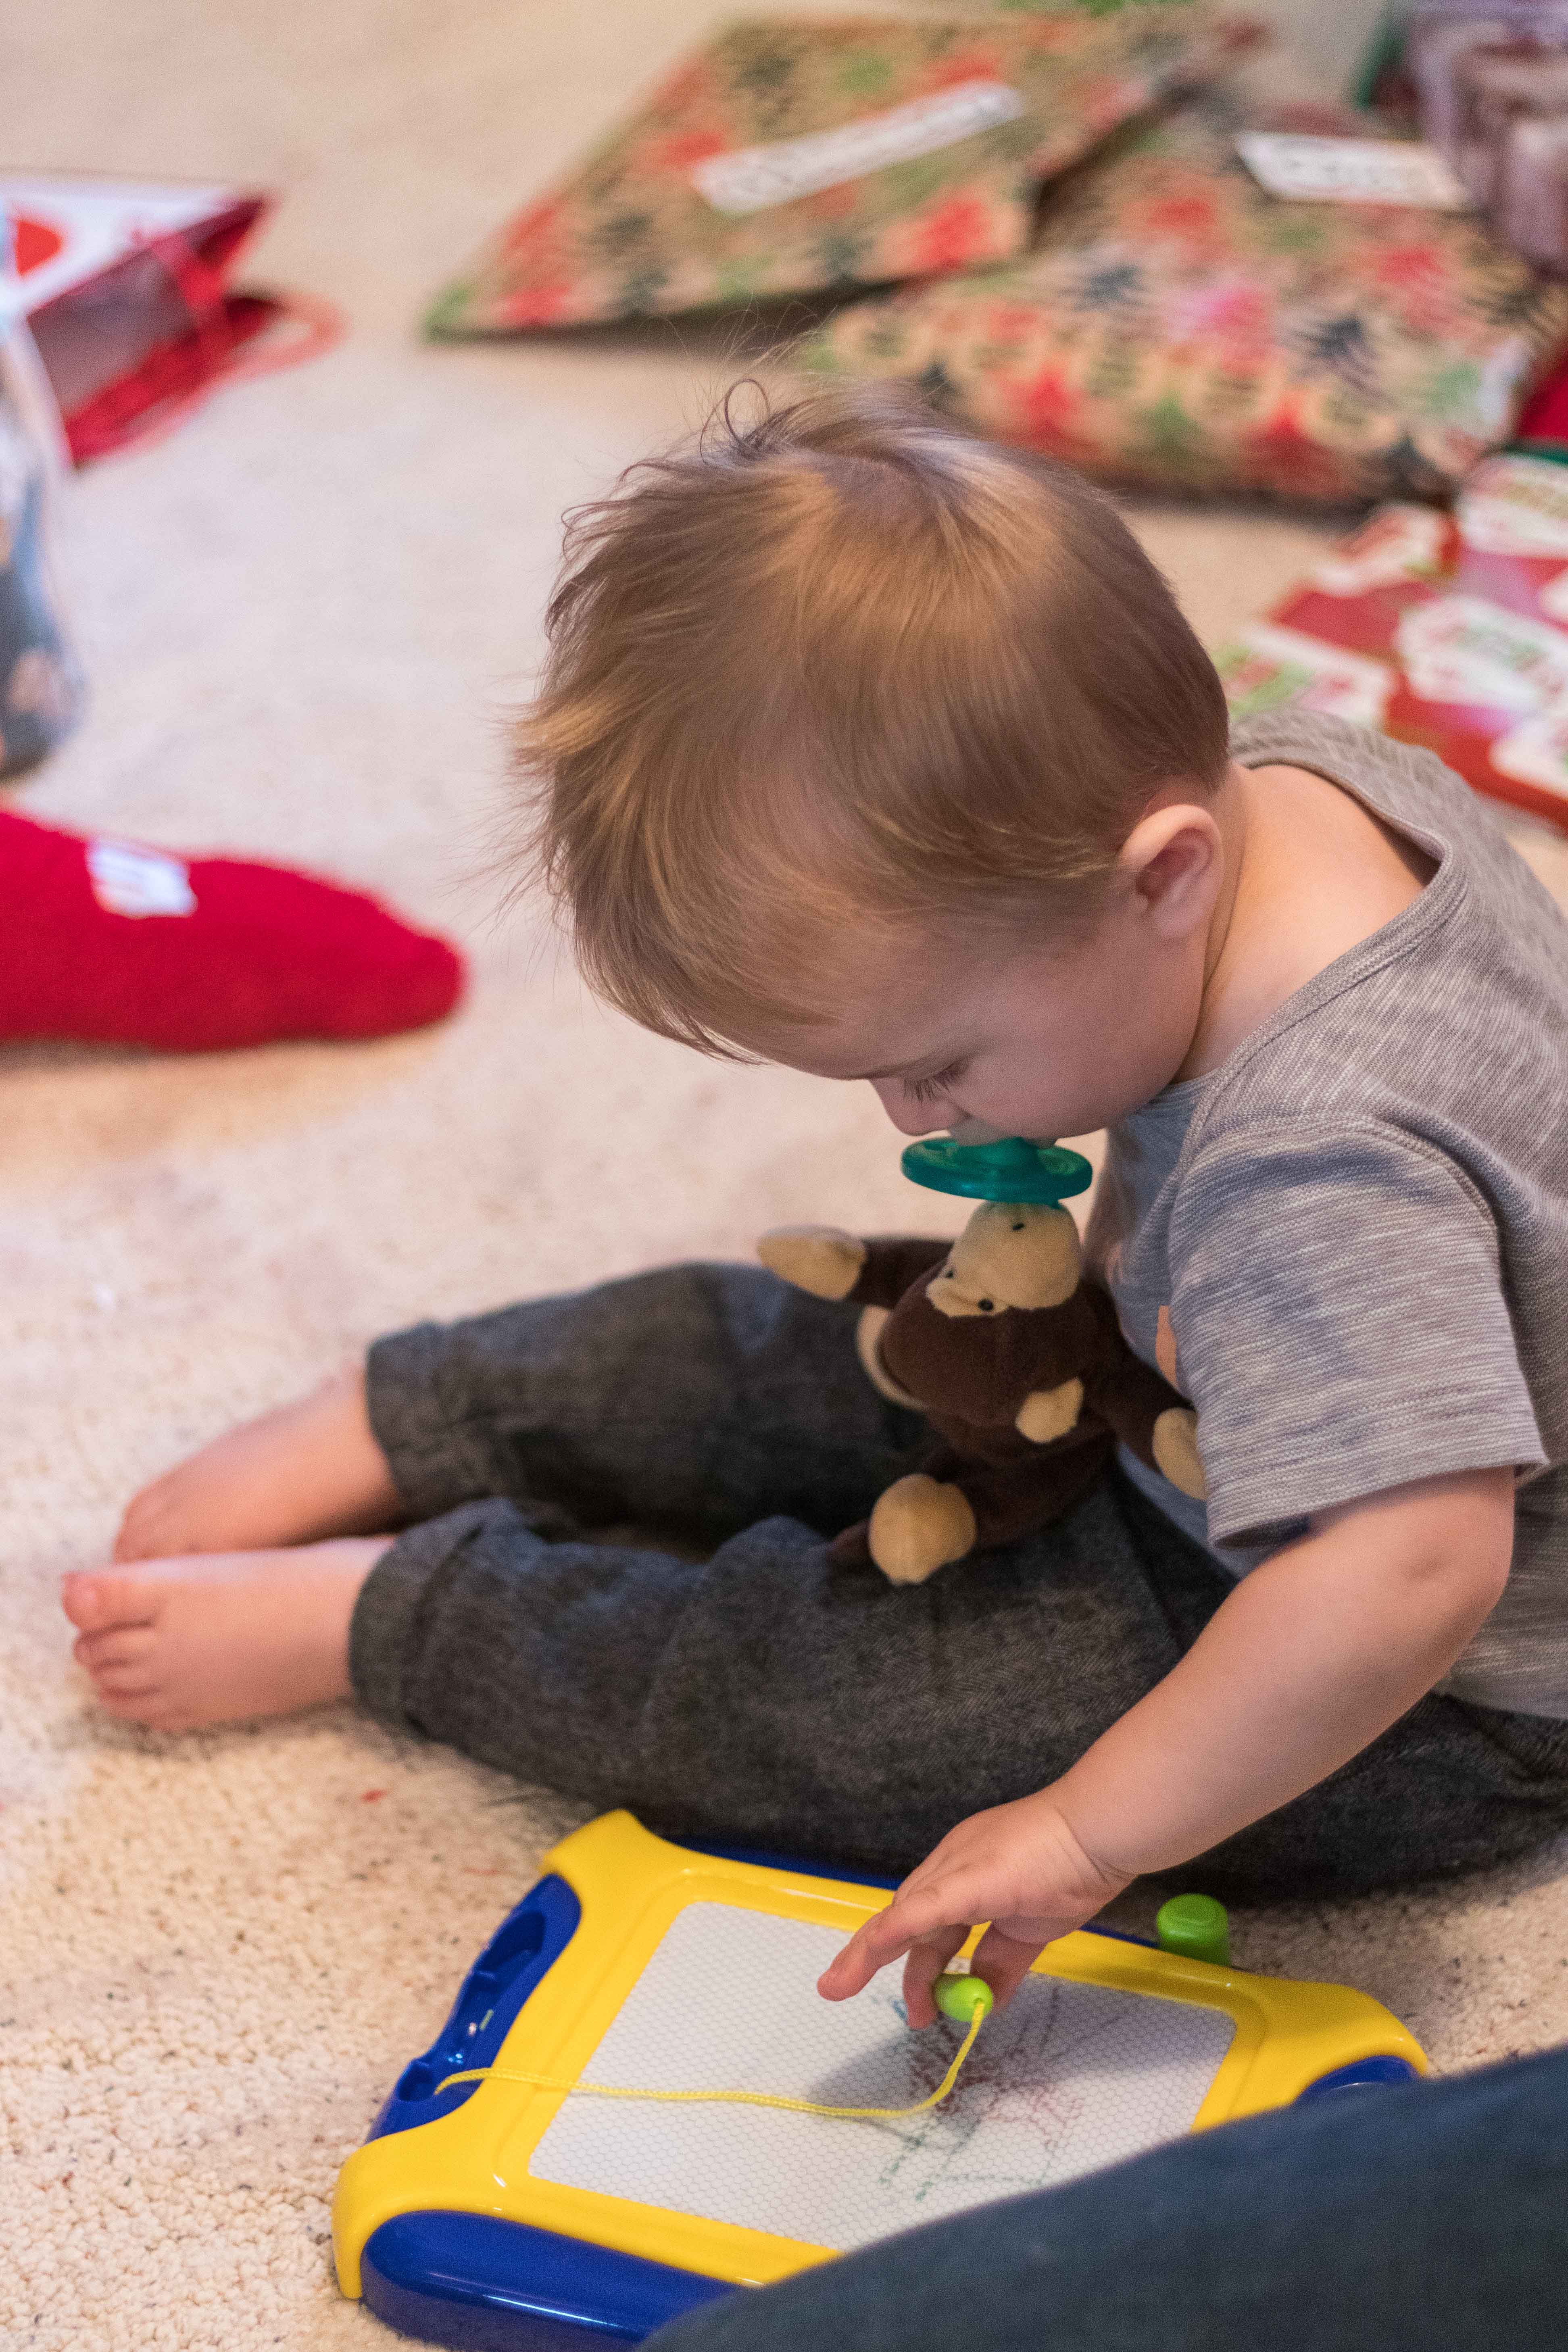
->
[818,1869,993,2001]
[901,1927,969,2028]
[817,1924,890,2002]
[968,1922,1053,2013]
[817,1905,929,2001]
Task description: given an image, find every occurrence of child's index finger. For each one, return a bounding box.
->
[818,1880,968,2001]
[816,1929,887,2002]
[817,1902,920,2000]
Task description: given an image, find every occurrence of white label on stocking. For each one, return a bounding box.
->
[87,837,197,918]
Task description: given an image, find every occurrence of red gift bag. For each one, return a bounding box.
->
[2,175,338,463]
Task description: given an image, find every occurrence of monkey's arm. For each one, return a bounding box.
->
[1082,1298,1207,1500]
[757,1228,951,1310]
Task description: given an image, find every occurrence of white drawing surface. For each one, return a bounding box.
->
[527,1903,1235,2252]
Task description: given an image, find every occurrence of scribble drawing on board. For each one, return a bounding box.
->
[527,1902,1236,2253]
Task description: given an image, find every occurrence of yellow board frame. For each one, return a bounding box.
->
[335,1811,1426,2298]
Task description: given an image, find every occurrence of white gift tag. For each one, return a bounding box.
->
[691,79,1025,217]
[1236,133,1473,211]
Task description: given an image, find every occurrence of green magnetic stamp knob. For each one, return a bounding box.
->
[934,1971,995,2025]
[1155,1893,1231,1968]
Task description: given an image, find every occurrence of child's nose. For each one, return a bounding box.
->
[870,1081,948,1136]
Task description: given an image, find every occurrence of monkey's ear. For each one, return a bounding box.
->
[757,1226,866,1301]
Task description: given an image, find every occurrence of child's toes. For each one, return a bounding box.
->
[112,1482,183,1562]
[94,1660,162,1697]
[60,1568,160,1634]
[111,1503,157,1562]
[72,1625,156,1673]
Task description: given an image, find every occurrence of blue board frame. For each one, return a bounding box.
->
[369,1873,584,2143]
[354,1837,1418,2351]
[361,2211,733,2350]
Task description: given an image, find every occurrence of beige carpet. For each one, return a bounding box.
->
[6,4,1568,2345]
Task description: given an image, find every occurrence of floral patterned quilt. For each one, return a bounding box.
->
[802,92,1568,504]
[427,9,1229,334]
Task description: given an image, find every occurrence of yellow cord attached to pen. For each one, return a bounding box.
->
[434,1971,993,2124]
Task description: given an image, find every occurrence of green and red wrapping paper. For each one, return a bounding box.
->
[805,92,1568,506]
[426,8,1232,333]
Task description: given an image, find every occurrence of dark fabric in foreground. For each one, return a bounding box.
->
[650,2044,1568,2352]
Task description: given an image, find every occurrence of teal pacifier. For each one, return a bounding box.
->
[901,1134,1094,1205]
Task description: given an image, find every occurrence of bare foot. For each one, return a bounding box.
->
[114,1368,403,1561]
[62,1538,391,1732]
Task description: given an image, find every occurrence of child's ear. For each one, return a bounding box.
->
[1116,803,1222,943]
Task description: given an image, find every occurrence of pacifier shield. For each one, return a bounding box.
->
[901,1135,1094,1204]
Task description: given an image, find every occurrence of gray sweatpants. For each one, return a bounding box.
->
[351,1264,1568,1893]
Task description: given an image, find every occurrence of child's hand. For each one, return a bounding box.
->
[817,1790,1130,2026]
[820,1472,1516,2035]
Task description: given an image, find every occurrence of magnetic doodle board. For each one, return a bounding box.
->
[529,1900,1236,2250]
[335,1812,1430,2347]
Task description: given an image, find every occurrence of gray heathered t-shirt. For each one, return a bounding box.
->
[1086,710,1568,1718]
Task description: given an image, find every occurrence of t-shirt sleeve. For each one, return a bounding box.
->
[1167,1120,1545,1547]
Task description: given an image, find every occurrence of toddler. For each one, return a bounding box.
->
[64,390,1568,2022]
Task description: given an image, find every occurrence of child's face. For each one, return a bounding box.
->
[766,897,1209,1143]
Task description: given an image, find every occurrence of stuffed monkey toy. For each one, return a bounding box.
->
[759,1136,1204,1586]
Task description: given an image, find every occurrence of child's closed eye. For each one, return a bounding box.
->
[903,1059,970,1107]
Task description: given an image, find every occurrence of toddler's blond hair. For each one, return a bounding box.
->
[517,386,1230,1053]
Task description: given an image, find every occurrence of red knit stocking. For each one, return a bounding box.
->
[0,809,463,1050]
